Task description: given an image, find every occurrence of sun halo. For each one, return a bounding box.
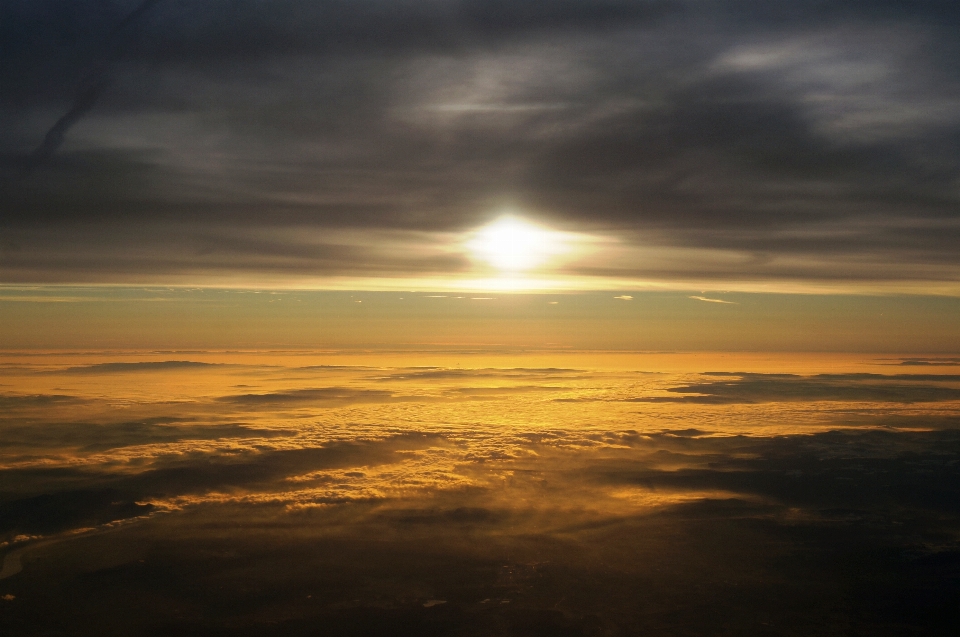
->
[466,215,572,273]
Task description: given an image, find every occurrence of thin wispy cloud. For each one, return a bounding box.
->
[689,296,737,304]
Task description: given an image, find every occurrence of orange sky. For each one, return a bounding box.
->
[2,287,959,352]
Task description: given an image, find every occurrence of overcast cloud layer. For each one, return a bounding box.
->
[2,1,960,288]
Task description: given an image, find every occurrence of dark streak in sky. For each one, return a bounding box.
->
[23,0,164,172]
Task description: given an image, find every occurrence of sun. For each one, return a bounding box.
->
[466,215,570,272]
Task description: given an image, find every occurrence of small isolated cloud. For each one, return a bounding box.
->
[218,387,396,406]
[689,296,736,304]
[0,419,291,453]
[894,358,960,367]
[0,393,84,408]
[57,361,219,374]
[373,367,584,382]
[614,295,633,300]
[443,385,567,398]
[628,373,960,404]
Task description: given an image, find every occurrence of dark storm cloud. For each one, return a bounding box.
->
[2,1,959,284]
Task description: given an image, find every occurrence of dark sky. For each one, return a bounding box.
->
[2,1,959,288]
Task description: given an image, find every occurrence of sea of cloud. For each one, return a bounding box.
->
[1,351,959,634]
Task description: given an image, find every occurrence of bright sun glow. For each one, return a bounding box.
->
[466,215,571,272]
